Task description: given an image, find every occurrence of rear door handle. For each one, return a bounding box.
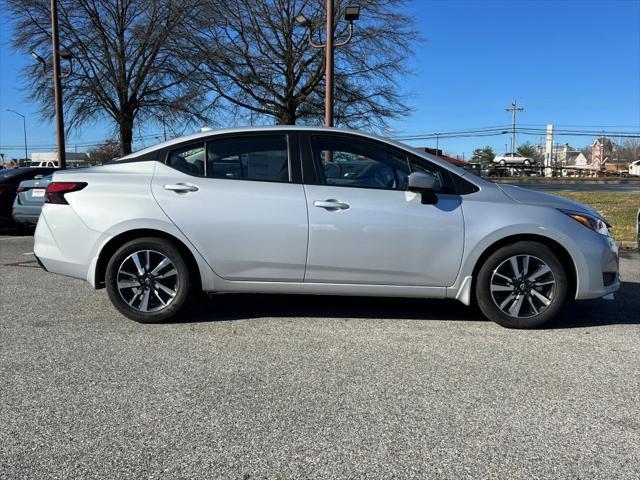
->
[314,199,350,211]
[164,183,199,193]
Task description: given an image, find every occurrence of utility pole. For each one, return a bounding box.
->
[50,0,66,169]
[435,133,441,158]
[505,101,523,156]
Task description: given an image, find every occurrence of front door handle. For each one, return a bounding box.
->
[314,199,350,211]
[164,183,199,193]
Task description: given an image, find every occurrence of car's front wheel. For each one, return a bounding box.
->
[475,241,568,328]
[105,237,191,323]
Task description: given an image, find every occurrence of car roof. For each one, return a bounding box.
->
[117,125,469,177]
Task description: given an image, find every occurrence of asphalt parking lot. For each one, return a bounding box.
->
[1,234,639,479]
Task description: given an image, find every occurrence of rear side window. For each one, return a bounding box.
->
[206,135,289,182]
[167,143,206,176]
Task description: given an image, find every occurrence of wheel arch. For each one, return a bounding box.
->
[470,233,577,302]
[94,228,203,291]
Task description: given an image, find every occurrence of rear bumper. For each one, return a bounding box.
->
[12,205,41,225]
[33,205,105,283]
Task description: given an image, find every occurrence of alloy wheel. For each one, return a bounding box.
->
[116,249,179,313]
[489,254,556,318]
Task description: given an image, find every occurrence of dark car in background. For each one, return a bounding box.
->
[12,175,53,226]
[0,167,57,225]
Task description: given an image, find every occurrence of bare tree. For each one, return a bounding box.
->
[87,138,121,163]
[9,0,209,155]
[187,0,418,129]
[615,137,640,162]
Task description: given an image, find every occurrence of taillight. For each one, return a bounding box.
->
[45,182,87,204]
[16,186,27,193]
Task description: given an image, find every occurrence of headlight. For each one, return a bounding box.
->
[559,209,610,236]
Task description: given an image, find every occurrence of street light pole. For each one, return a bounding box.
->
[6,110,28,164]
[325,0,335,127]
[296,4,359,127]
[50,0,66,169]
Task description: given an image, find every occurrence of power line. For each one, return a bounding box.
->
[2,127,639,152]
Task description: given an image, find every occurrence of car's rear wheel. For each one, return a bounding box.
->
[475,241,568,328]
[105,237,190,323]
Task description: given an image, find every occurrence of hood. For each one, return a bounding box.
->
[497,184,604,219]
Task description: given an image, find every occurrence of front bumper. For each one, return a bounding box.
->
[575,233,620,300]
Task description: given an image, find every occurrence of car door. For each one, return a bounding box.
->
[151,132,308,282]
[302,133,464,287]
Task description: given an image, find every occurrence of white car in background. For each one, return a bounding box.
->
[493,153,537,166]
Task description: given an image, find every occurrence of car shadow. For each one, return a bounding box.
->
[549,281,640,329]
[0,223,33,236]
[177,293,487,324]
[174,281,640,329]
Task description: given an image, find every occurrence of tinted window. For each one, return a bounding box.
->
[311,136,409,190]
[207,136,289,182]
[167,143,206,176]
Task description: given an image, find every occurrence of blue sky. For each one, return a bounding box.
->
[1,0,639,160]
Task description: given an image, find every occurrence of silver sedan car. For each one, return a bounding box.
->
[12,175,52,226]
[33,127,619,328]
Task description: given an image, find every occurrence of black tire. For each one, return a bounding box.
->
[105,237,191,323]
[475,241,568,329]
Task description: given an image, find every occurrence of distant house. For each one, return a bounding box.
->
[591,137,614,167]
[536,143,581,166]
[573,152,589,166]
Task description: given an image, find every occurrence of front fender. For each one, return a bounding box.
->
[447,206,602,298]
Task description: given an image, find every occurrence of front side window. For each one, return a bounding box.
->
[207,135,289,182]
[167,143,206,176]
[310,136,409,190]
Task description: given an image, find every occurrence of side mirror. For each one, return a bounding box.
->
[407,171,438,204]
